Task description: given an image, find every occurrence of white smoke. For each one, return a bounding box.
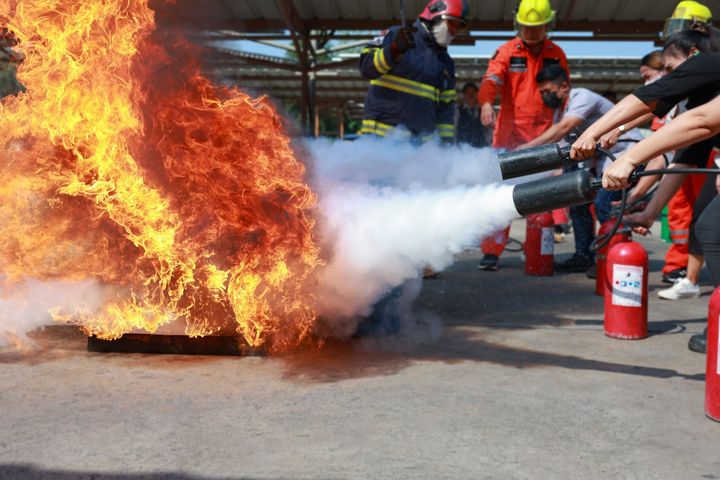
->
[309,134,520,336]
[0,277,111,347]
[312,135,505,189]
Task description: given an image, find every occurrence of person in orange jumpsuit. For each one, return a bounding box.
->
[477,0,568,271]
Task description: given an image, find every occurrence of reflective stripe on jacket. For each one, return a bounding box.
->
[479,37,568,149]
[359,20,456,141]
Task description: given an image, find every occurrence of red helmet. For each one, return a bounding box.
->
[419,0,470,27]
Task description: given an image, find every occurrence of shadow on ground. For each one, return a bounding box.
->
[0,464,309,480]
[278,327,705,385]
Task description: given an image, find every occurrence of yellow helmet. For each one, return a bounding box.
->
[663,1,713,38]
[515,0,556,27]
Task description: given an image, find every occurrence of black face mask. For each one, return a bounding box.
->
[541,90,562,109]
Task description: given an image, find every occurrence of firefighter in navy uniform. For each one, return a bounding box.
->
[358,0,469,143]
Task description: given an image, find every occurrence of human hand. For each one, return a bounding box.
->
[570,132,598,160]
[391,27,418,57]
[602,157,637,190]
[480,103,496,127]
[624,210,653,236]
[599,129,621,150]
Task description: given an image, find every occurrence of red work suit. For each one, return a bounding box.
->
[663,151,716,274]
[478,37,569,257]
[479,37,568,150]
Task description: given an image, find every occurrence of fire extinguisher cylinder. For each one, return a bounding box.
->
[498,143,571,180]
[595,220,632,296]
[524,212,554,276]
[706,288,720,421]
[604,240,649,340]
[512,169,599,217]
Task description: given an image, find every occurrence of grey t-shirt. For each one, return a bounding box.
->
[564,88,642,172]
[564,87,614,134]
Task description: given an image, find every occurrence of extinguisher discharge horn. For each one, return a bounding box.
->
[512,169,601,216]
[499,143,571,180]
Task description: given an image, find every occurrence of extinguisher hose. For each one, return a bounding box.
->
[503,237,524,252]
[590,144,718,252]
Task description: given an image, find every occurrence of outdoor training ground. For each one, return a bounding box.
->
[0,220,717,480]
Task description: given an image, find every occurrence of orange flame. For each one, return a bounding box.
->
[0,0,321,350]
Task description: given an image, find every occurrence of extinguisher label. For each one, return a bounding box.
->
[541,228,554,256]
[612,264,643,307]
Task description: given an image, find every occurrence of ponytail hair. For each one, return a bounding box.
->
[664,25,720,55]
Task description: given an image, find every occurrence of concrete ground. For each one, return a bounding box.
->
[0,221,718,480]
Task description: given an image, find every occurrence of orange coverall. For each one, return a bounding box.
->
[478,37,569,256]
[663,151,716,274]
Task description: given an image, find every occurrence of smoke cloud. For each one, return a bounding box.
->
[0,278,114,347]
[308,134,520,337]
[0,135,522,347]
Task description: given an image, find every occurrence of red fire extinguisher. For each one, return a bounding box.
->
[525,212,554,276]
[604,240,648,339]
[596,220,632,296]
[705,287,720,421]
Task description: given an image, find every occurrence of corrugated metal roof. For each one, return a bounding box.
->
[154,0,720,31]
[206,51,646,115]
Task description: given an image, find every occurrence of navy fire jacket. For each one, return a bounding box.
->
[358,20,456,142]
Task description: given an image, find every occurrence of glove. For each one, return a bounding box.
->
[390,27,417,60]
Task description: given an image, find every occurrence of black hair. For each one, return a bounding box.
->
[664,29,710,55]
[535,64,568,84]
[640,50,663,70]
[462,82,478,93]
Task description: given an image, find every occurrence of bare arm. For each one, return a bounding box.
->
[627,155,666,202]
[602,95,720,190]
[570,95,653,160]
[519,116,583,149]
[624,166,692,233]
[611,98,720,168]
[599,112,655,149]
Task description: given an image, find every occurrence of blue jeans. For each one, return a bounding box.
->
[569,188,622,260]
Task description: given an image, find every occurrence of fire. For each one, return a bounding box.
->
[0,0,321,350]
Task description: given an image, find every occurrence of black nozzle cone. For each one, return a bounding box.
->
[499,144,570,180]
[513,170,599,216]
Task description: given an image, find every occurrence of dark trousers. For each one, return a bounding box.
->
[569,188,622,260]
[696,193,720,288]
[690,171,719,255]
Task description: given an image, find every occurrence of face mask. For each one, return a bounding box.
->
[432,21,455,47]
[644,74,662,86]
[541,90,562,109]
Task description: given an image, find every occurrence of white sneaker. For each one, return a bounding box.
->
[658,278,700,300]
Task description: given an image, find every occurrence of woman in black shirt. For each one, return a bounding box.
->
[570,28,720,351]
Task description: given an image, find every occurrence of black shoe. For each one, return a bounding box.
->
[555,255,594,273]
[555,223,571,235]
[663,268,687,284]
[479,254,499,271]
[689,328,707,354]
[585,264,597,279]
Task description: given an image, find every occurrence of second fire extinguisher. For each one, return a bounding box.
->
[525,212,554,276]
[595,219,632,296]
[604,240,649,339]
